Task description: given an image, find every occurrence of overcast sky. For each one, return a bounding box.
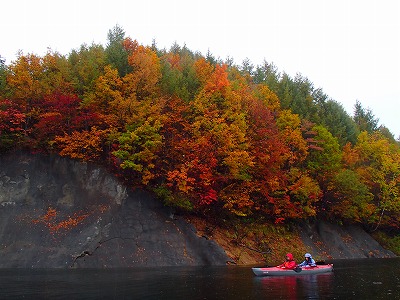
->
[2,0,399,136]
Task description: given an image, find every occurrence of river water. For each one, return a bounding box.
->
[0,258,399,299]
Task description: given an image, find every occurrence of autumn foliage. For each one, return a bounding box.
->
[1,27,399,231]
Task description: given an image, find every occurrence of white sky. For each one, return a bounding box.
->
[2,0,399,136]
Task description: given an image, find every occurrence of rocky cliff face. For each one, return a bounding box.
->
[299,221,396,260]
[0,152,229,268]
[0,153,395,268]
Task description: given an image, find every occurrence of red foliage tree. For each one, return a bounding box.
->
[0,98,27,150]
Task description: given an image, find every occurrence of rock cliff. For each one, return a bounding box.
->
[0,152,395,268]
[0,152,229,268]
[299,221,395,259]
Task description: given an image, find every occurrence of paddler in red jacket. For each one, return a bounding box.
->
[277,253,297,269]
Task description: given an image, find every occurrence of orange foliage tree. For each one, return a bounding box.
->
[55,126,110,161]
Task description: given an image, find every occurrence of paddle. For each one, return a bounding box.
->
[293,266,302,273]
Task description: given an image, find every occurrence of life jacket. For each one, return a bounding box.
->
[279,253,296,269]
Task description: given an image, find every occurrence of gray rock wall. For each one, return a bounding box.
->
[300,221,396,259]
[0,152,229,268]
[0,152,395,268]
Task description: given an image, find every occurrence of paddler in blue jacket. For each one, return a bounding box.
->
[298,253,317,267]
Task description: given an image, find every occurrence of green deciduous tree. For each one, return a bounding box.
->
[68,43,106,96]
[329,169,375,222]
[113,117,164,184]
[41,50,74,95]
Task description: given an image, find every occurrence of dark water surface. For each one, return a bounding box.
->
[0,258,399,299]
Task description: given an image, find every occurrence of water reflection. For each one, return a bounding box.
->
[254,273,334,299]
[0,259,399,299]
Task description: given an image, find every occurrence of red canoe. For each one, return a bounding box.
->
[252,264,333,276]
